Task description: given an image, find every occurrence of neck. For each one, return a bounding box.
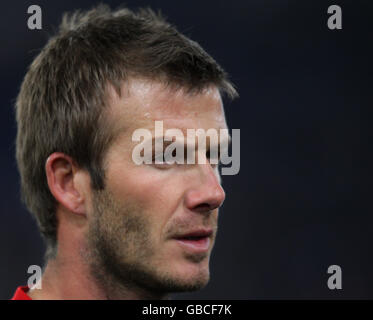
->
[28,248,169,300]
[28,238,168,300]
[28,209,170,300]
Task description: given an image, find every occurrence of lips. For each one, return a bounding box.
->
[173,229,213,252]
[176,229,213,239]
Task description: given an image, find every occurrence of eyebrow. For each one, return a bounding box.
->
[150,133,232,152]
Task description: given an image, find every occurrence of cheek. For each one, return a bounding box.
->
[109,167,170,204]
[106,164,185,231]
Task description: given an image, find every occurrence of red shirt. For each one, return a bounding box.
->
[11,286,32,300]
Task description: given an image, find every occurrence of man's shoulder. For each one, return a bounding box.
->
[11,286,32,300]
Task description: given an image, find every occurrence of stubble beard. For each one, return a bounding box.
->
[83,188,212,299]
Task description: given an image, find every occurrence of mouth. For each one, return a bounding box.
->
[173,229,213,253]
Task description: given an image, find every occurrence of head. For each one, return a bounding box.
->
[15,5,237,297]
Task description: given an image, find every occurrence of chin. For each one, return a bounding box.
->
[169,273,210,292]
[165,257,211,292]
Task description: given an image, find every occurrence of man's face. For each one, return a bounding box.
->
[86,79,227,296]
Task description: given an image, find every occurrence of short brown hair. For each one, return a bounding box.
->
[15,4,237,259]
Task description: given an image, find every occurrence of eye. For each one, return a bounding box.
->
[206,148,220,167]
[152,151,174,169]
[153,152,165,163]
[153,163,172,169]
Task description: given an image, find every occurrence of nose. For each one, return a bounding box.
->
[184,164,226,214]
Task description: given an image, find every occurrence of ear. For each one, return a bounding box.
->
[45,152,87,216]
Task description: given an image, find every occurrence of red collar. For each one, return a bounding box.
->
[11,286,32,300]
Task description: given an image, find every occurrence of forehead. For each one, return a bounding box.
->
[106,78,227,135]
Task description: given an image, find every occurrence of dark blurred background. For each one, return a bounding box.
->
[0,0,370,299]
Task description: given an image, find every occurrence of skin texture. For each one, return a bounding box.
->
[28,78,228,300]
